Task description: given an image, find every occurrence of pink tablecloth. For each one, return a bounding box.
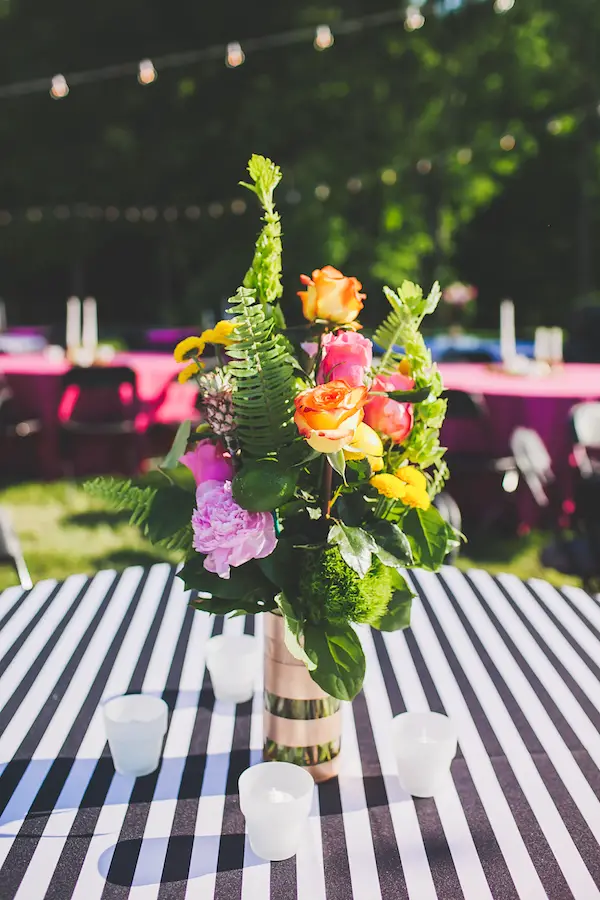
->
[0,353,198,478]
[438,363,600,524]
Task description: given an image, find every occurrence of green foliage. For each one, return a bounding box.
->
[161,420,192,470]
[403,505,459,571]
[84,478,156,530]
[370,521,414,569]
[303,620,366,702]
[328,522,377,578]
[241,154,283,309]
[179,554,277,608]
[232,460,298,511]
[372,571,414,632]
[227,286,297,457]
[299,545,394,626]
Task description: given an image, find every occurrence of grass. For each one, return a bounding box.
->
[0,480,583,591]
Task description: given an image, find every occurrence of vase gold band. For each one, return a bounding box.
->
[264,709,342,747]
[263,738,342,782]
[264,657,331,700]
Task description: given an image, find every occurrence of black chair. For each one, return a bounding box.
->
[0,506,32,590]
[58,366,143,475]
[442,390,518,481]
[0,376,43,477]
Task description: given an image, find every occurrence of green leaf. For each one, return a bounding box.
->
[402,505,453,571]
[178,556,274,601]
[371,520,414,568]
[145,486,196,544]
[386,386,431,403]
[328,522,377,578]
[275,594,316,670]
[189,592,276,617]
[257,537,297,595]
[303,621,366,701]
[327,450,346,481]
[162,420,192,470]
[373,571,414,631]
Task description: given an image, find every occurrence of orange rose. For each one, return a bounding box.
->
[298,266,365,325]
[294,380,368,453]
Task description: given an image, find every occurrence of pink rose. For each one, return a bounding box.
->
[317,331,373,388]
[364,372,415,445]
[180,439,233,485]
[191,480,277,579]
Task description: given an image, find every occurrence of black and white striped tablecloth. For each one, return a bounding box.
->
[0,563,599,899]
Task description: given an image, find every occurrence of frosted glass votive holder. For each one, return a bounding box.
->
[239,761,314,860]
[205,634,259,703]
[103,694,168,777]
[392,711,457,798]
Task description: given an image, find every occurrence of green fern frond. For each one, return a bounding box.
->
[228,286,297,456]
[241,155,283,308]
[83,478,156,528]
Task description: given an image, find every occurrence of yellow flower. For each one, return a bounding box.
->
[398,358,411,377]
[174,336,205,363]
[401,485,431,511]
[395,466,427,492]
[344,423,384,472]
[201,320,236,346]
[370,474,408,500]
[178,360,203,384]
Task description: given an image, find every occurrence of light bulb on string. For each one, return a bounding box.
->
[138,59,157,85]
[494,0,515,12]
[226,42,245,68]
[50,74,69,99]
[405,6,425,30]
[500,134,516,150]
[314,25,334,50]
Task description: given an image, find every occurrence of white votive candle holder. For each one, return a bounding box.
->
[392,711,458,798]
[239,761,314,860]
[205,634,259,703]
[102,694,168,777]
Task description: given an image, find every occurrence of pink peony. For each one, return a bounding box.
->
[191,480,277,579]
[317,331,373,388]
[364,372,415,445]
[180,439,233,485]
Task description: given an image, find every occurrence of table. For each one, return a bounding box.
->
[1,563,599,899]
[439,363,600,525]
[0,353,197,477]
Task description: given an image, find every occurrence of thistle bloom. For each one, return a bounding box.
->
[298,266,365,325]
[180,439,234,485]
[317,331,373,387]
[191,480,277,579]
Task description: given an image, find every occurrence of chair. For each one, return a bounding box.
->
[509,427,554,509]
[564,307,600,363]
[0,507,32,590]
[570,402,600,477]
[0,376,43,477]
[433,492,462,563]
[58,366,142,475]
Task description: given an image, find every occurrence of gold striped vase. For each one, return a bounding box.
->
[263,612,342,782]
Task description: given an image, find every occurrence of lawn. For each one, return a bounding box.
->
[0,479,583,592]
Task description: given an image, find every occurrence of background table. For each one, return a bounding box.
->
[0,563,599,899]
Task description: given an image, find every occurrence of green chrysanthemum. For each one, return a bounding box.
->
[299,546,394,625]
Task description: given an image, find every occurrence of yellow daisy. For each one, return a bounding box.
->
[370,474,408,500]
[201,320,236,347]
[401,484,431,511]
[178,360,203,384]
[395,465,427,492]
[173,336,205,363]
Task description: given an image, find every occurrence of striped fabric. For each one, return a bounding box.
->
[0,563,599,899]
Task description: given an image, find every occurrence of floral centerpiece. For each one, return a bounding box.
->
[441,281,478,332]
[88,156,459,780]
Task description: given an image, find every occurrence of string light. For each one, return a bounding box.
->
[105,206,119,221]
[546,118,562,135]
[405,6,426,30]
[315,184,331,201]
[226,42,245,68]
[185,205,201,220]
[494,0,515,11]
[138,59,157,85]
[125,207,141,222]
[456,147,473,164]
[208,202,224,218]
[231,198,247,215]
[54,205,70,220]
[163,207,178,222]
[500,133,516,150]
[26,208,42,222]
[50,74,69,99]
[142,206,158,222]
[314,25,334,51]
[416,159,433,174]
[381,168,397,185]
[0,212,11,226]
[346,177,363,193]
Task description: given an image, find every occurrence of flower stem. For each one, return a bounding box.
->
[321,458,333,518]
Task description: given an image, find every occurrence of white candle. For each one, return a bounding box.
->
[549,327,563,365]
[66,296,81,351]
[102,694,168,777]
[239,762,314,860]
[392,711,457,798]
[82,296,98,353]
[205,634,258,703]
[534,327,550,362]
[0,300,6,333]
[500,299,517,366]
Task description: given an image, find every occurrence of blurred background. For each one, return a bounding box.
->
[1,0,600,590]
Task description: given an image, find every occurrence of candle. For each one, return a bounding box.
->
[66,297,81,351]
[500,299,517,367]
[205,634,259,703]
[82,297,98,353]
[392,711,457,798]
[102,694,168,777]
[549,327,563,365]
[534,327,550,363]
[239,762,314,860]
[0,300,6,333]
